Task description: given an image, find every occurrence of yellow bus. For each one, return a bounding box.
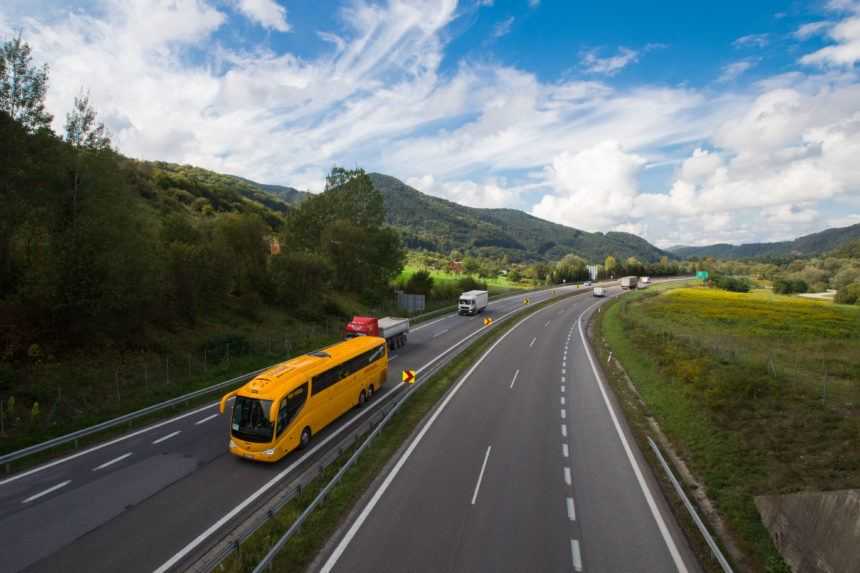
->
[219,336,388,462]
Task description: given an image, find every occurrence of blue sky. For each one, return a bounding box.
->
[3,0,860,247]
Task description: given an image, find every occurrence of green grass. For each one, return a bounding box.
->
[218,289,581,573]
[596,283,860,572]
[398,264,529,290]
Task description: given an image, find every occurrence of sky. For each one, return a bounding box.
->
[3,0,860,248]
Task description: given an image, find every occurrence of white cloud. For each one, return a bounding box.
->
[407,174,520,208]
[800,7,860,66]
[794,21,833,40]
[492,16,514,39]
[717,59,757,82]
[580,47,639,76]
[733,33,769,48]
[232,0,289,32]
[528,0,540,7]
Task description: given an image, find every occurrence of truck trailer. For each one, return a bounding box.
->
[345,316,410,350]
[458,290,489,315]
[619,276,639,290]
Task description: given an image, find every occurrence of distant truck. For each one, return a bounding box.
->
[593,287,606,297]
[619,276,639,290]
[458,290,489,315]
[345,316,410,350]
[640,276,651,284]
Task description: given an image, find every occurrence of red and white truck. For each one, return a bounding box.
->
[345,316,410,350]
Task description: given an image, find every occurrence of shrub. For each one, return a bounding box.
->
[772,278,809,295]
[405,269,434,295]
[834,283,860,305]
[457,276,487,292]
[711,274,752,293]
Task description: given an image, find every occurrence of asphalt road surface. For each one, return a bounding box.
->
[320,287,701,573]
[0,284,585,573]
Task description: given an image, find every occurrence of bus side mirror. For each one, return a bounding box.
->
[219,390,238,414]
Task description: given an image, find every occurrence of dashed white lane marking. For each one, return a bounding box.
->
[561,385,566,393]
[562,361,566,368]
[562,444,569,458]
[566,496,576,520]
[561,409,566,419]
[389,354,399,362]
[195,413,219,425]
[561,375,566,383]
[432,328,450,338]
[529,337,537,348]
[510,369,520,389]
[564,466,572,486]
[562,368,566,375]
[545,320,551,327]
[561,424,567,438]
[571,539,583,571]
[152,431,181,445]
[22,481,71,504]
[560,396,565,405]
[93,452,132,471]
[471,445,492,505]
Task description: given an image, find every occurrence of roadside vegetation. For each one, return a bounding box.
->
[596,283,860,571]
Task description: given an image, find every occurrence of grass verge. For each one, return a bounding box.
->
[592,281,859,573]
[218,290,581,573]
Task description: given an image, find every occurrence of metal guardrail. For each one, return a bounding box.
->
[0,366,271,471]
[647,436,733,573]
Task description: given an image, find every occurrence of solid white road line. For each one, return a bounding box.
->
[22,481,71,504]
[432,328,450,338]
[509,369,520,389]
[195,413,219,425]
[564,467,572,486]
[561,409,566,419]
[578,305,688,573]
[471,446,492,505]
[0,400,221,486]
[320,297,567,573]
[529,337,537,348]
[562,444,569,458]
[93,452,132,471]
[152,431,181,445]
[571,539,583,572]
[561,424,567,437]
[566,496,576,520]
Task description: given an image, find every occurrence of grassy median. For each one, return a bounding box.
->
[593,282,860,572]
[219,290,581,573]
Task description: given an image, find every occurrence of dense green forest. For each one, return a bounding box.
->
[670,223,860,259]
[369,173,670,263]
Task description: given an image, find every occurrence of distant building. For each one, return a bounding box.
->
[586,264,600,281]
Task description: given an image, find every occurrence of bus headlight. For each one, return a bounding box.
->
[263,448,275,456]
[229,440,237,449]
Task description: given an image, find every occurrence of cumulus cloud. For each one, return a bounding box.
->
[800,1,860,66]
[232,0,290,32]
[733,33,769,48]
[580,47,639,75]
[407,174,520,208]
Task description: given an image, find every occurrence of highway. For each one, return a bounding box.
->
[319,286,700,573]
[0,284,581,573]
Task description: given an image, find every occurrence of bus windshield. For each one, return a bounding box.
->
[232,396,273,443]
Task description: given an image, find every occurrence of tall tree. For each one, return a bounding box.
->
[604,255,617,275]
[65,90,111,151]
[0,34,52,132]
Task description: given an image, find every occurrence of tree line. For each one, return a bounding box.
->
[0,36,404,362]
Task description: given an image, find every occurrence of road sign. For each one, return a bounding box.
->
[402,369,416,384]
[483,317,493,326]
[696,271,709,280]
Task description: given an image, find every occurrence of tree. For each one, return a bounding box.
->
[0,34,52,132]
[65,90,111,151]
[660,255,669,268]
[405,269,434,295]
[604,255,617,276]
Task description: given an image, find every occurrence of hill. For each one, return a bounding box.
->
[670,223,860,260]
[367,173,668,263]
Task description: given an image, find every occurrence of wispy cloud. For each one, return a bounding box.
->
[580,47,639,75]
[733,33,769,48]
[794,21,832,40]
[232,0,289,31]
[800,1,860,66]
[492,16,514,39]
[717,59,757,82]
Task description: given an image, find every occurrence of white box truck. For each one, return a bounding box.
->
[593,287,606,297]
[458,290,489,315]
[619,276,638,290]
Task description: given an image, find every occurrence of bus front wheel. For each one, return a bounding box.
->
[300,427,311,449]
[358,389,367,407]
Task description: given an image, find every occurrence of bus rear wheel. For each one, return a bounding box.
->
[300,427,311,449]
